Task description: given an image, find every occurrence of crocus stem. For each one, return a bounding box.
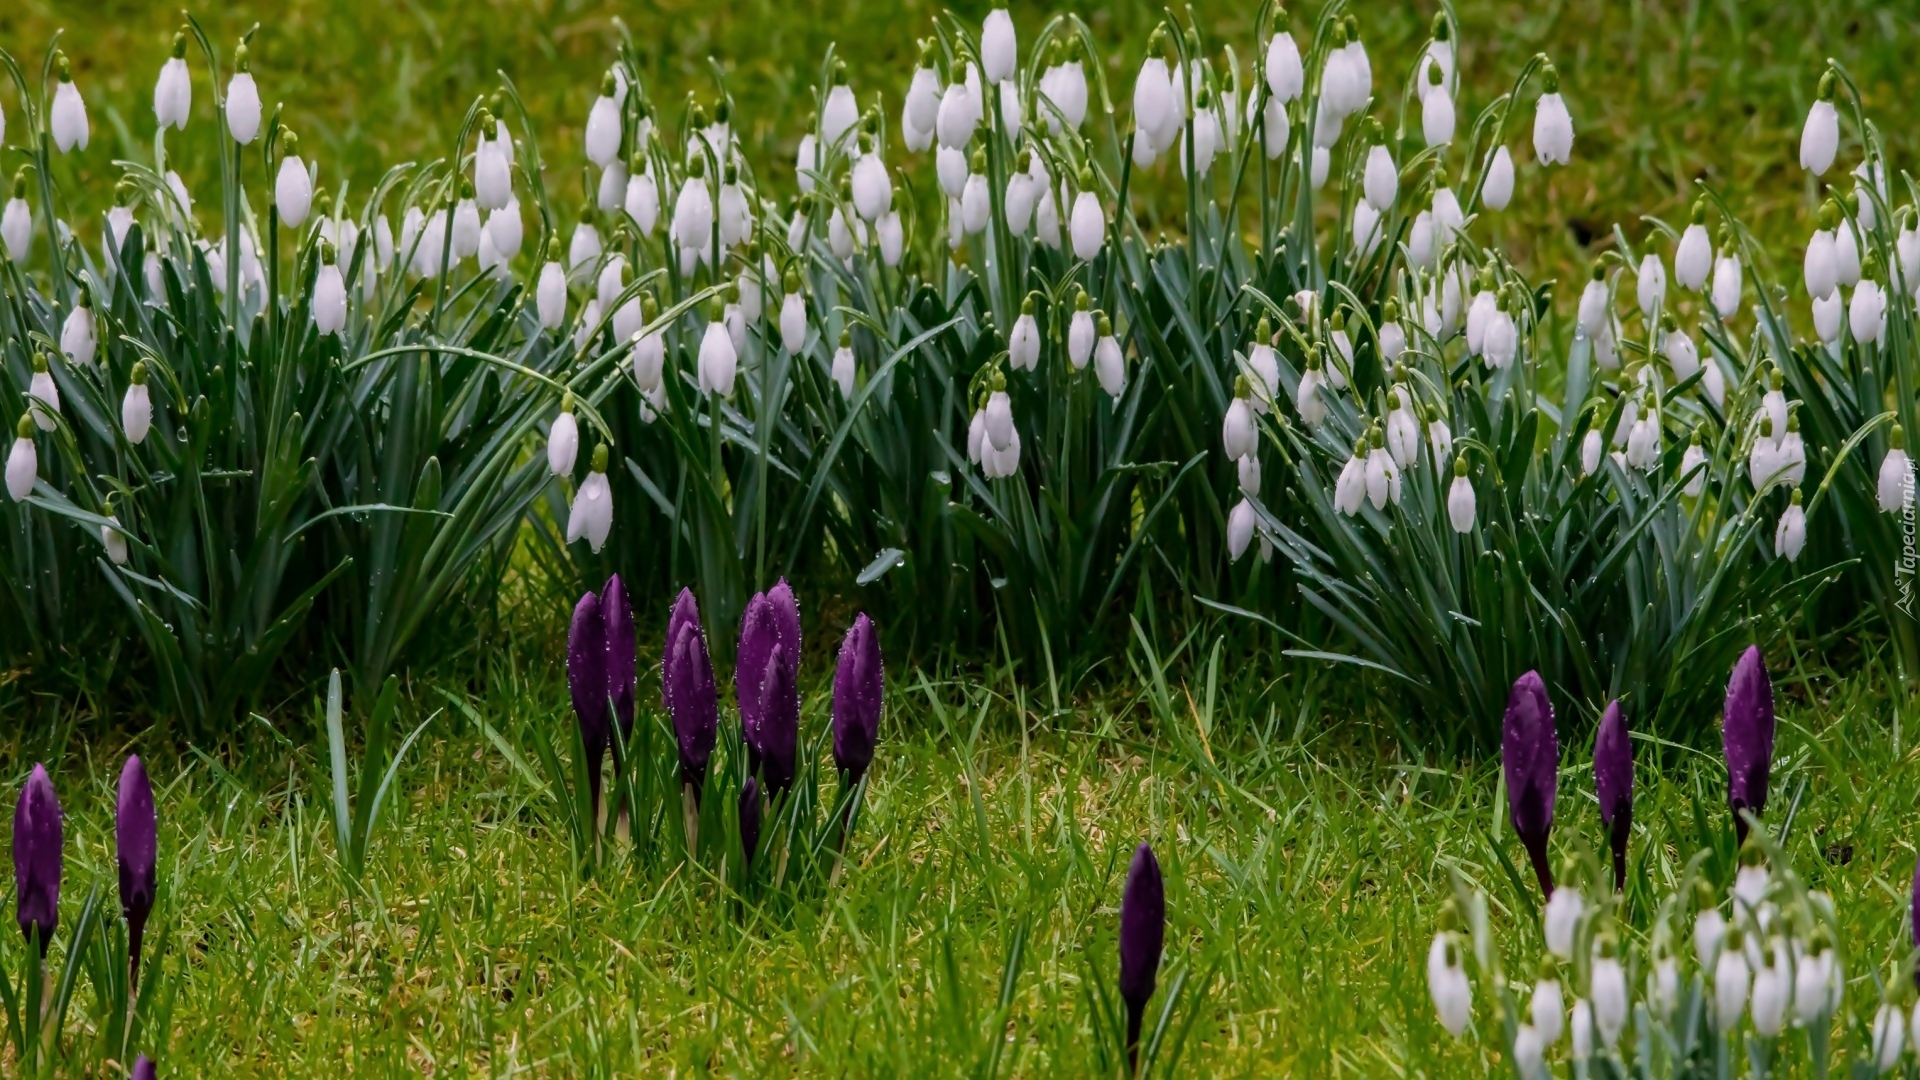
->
[682,782,700,855]
[1125,999,1144,1076]
[129,920,145,998]
[1521,834,1554,899]
[1609,812,1631,893]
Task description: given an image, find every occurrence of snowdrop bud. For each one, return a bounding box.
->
[1482,146,1514,211]
[698,298,738,397]
[1070,172,1105,262]
[1879,425,1911,513]
[102,511,129,565]
[1581,428,1604,476]
[1680,431,1708,496]
[313,242,347,336]
[1008,297,1042,371]
[1310,145,1330,190]
[1528,964,1565,1046]
[548,395,579,477]
[1775,489,1806,562]
[1805,205,1839,301]
[451,186,482,261]
[475,119,512,212]
[1576,263,1609,335]
[27,353,59,431]
[276,136,313,228]
[487,195,524,261]
[566,445,614,553]
[1295,352,1327,428]
[1626,405,1661,471]
[1675,203,1712,291]
[537,259,568,330]
[226,45,261,144]
[1237,453,1262,499]
[1800,72,1838,176]
[906,46,941,135]
[878,207,904,267]
[823,66,859,149]
[1873,1000,1906,1073]
[6,416,36,501]
[852,144,891,223]
[1851,272,1887,344]
[3,173,30,263]
[1259,95,1289,160]
[1835,212,1861,287]
[1543,885,1583,959]
[154,32,192,131]
[586,72,623,168]
[1448,456,1476,533]
[1712,231,1743,318]
[1532,65,1572,165]
[1334,438,1367,516]
[1812,289,1843,344]
[1433,186,1464,246]
[1423,66,1456,148]
[960,173,990,237]
[51,54,90,153]
[60,291,95,368]
[1713,927,1750,1031]
[1636,251,1666,322]
[673,158,714,253]
[1379,307,1406,363]
[981,10,1016,85]
[1133,49,1175,157]
[632,294,664,389]
[623,163,660,237]
[1427,913,1472,1036]
[1094,315,1125,398]
[937,74,980,149]
[985,385,1015,451]
[1365,429,1400,509]
[1266,28,1303,103]
[1591,938,1628,1048]
[1899,207,1920,284]
[1664,319,1698,383]
[122,363,153,445]
[1222,385,1256,462]
[780,273,808,353]
[1227,499,1256,561]
[1428,408,1453,466]
[1483,297,1517,370]
[1067,293,1095,370]
[832,328,856,399]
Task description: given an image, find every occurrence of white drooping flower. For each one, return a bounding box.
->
[1429,411,1453,467]
[1590,947,1628,1049]
[717,169,753,250]
[1094,318,1125,398]
[1008,300,1041,372]
[154,35,192,131]
[1067,300,1096,370]
[548,397,579,477]
[1334,440,1367,516]
[781,283,808,353]
[823,74,860,150]
[936,145,969,200]
[227,47,262,144]
[101,514,130,565]
[1570,1000,1594,1060]
[1805,220,1839,302]
[1363,143,1397,212]
[1265,31,1303,102]
[1295,360,1327,428]
[1482,146,1515,211]
[1636,252,1666,322]
[313,247,347,336]
[1132,55,1175,161]
[1834,217,1861,288]
[27,354,59,431]
[1532,67,1573,165]
[1800,77,1838,176]
[1675,217,1712,291]
[1227,498,1257,561]
[698,302,738,397]
[1713,936,1750,1031]
[1351,201,1383,259]
[450,195,482,261]
[1482,302,1518,370]
[1238,454,1261,499]
[1257,95,1289,161]
[1179,102,1221,179]
[585,72,624,167]
[1873,1002,1907,1073]
[1626,407,1661,471]
[2,181,30,263]
[6,417,36,501]
[832,329,856,399]
[672,165,715,253]
[1749,940,1790,1037]
[1712,248,1743,318]
[1774,490,1806,562]
[904,66,940,151]
[1365,436,1401,510]
[1901,216,1920,285]
[60,296,95,368]
[878,209,904,267]
[985,388,1015,453]
[1512,1025,1544,1080]
[51,56,89,153]
[1581,428,1604,477]
[1432,188,1465,248]
[1448,458,1477,533]
[1879,426,1912,513]
[122,363,153,445]
[981,10,1016,84]
[1851,277,1887,344]
[937,80,980,150]
[632,303,665,393]
[1664,323,1699,383]
[1530,975,1564,1046]
[958,172,990,237]
[488,196,525,261]
[276,141,313,228]
[537,261,567,330]
[566,447,614,553]
[1427,932,1471,1037]
[1680,435,1708,497]
[1310,145,1330,191]
[852,146,892,223]
[1812,289,1843,344]
[1222,393,1257,462]
[1543,886,1583,959]
[475,129,512,211]
[1070,182,1105,262]
[1385,390,1419,468]
[1422,77,1456,147]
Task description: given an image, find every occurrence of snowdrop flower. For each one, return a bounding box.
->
[1426,913,1473,1037]
[1003,152,1039,234]
[1591,938,1628,1048]
[1428,407,1453,467]
[537,258,567,330]
[1223,496,1261,562]
[1070,172,1105,262]
[1712,232,1743,318]
[1749,415,1784,490]
[1680,431,1708,496]
[1365,429,1400,510]
[154,32,192,131]
[877,204,903,267]
[1310,146,1330,191]
[1543,885,1583,959]
[226,45,261,144]
[1774,489,1806,562]
[1132,48,1175,164]
[673,159,714,254]
[780,272,808,352]
[1245,323,1279,411]
[823,67,860,150]
[616,286,647,347]
[60,292,95,368]
[985,383,1016,454]
[1326,315,1353,391]
[1401,211,1436,271]
[1570,999,1593,1061]
[1351,201,1383,259]
[1222,380,1257,462]
[1363,136,1397,212]
[1465,276,1496,358]
[101,511,129,565]
[1899,208,1920,285]
[488,195,524,261]
[831,328,856,399]
[275,134,313,228]
[937,71,981,150]
[1482,146,1514,211]
[1663,319,1698,383]
[1334,438,1367,517]
[1180,95,1221,179]
[1512,1025,1544,1080]
[1526,964,1564,1046]
[122,363,153,445]
[632,296,664,391]
[1626,404,1661,471]
[313,242,347,336]
[1295,351,1327,428]
[1873,1000,1906,1073]
[1700,355,1725,409]
[1341,15,1371,104]
[1237,454,1262,500]
[851,141,891,224]
[27,353,59,431]
[1483,296,1518,370]
[717,165,753,249]
[1532,64,1572,165]
[698,299,738,397]
[1039,45,1089,133]
[1776,415,1806,487]
[1448,457,1477,533]
[6,416,36,501]
[567,445,614,553]
[1804,207,1839,302]
[1432,187,1465,248]
[450,186,482,261]
[1256,93,1289,160]
[1266,26,1303,103]
[1636,251,1666,322]
[935,145,970,201]
[571,295,601,348]
[373,214,395,272]
[1652,955,1681,1016]
[1064,293,1096,370]
[1834,213,1861,288]
[1576,263,1610,335]
[960,173,990,238]
[1851,270,1887,344]
[1799,71,1838,176]
[1094,316,1126,398]
[1580,430,1604,477]
[548,395,579,477]
[980,9,1017,85]
[1008,297,1042,371]
[1675,204,1712,291]
[795,133,821,191]
[1880,425,1912,513]
[1749,938,1790,1037]
[1386,388,1419,468]
[585,72,624,168]
[51,54,89,153]
[1378,302,1407,362]
[1714,928,1751,1031]
[475,116,512,211]
[3,172,30,263]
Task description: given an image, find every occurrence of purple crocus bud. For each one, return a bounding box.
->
[666,615,718,793]
[832,614,884,787]
[757,643,800,798]
[117,755,158,990]
[736,591,776,772]
[663,587,701,716]
[132,1055,156,1080]
[1723,645,1775,847]
[1118,841,1165,1074]
[1593,701,1632,893]
[767,578,802,666]
[739,775,762,873]
[602,575,635,749]
[13,763,63,955]
[1502,670,1558,899]
[568,591,609,821]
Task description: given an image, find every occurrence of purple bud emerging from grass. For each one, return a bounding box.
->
[602,575,635,749]
[663,587,700,714]
[1593,701,1631,893]
[1723,645,1775,847]
[832,613,884,788]
[1502,670,1558,899]
[739,775,762,873]
[568,591,609,821]
[736,592,777,773]
[665,591,718,793]
[13,763,62,955]
[117,755,158,991]
[132,1055,155,1080]
[1118,841,1165,1074]
[757,643,800,798]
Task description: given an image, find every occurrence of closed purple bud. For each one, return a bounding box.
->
[1723,645,1774,846]
[736,592,777,768]
[832,614,884,785]
[117,755,158,988]
[568,592,609,816]
[602,575,636,746]
[767,578,802,668]
[758,643,800,797]
[1118,841,1165,1069]
[1502,670,1558,898]
[1592,701,1631,892]
[132,1055,156,1080]
[13,764,62,954]
[739,775,762,872]
[663,587,701,715]
[666,616,718,790]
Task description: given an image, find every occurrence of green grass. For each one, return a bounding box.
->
[4,617,1916,1074]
